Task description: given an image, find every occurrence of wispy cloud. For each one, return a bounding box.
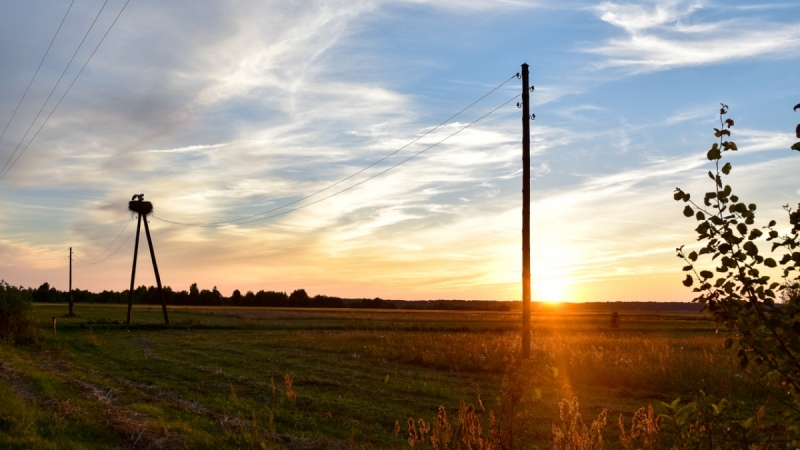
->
[588,0,800,72]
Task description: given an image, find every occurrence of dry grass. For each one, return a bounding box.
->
[404,399,501,450]
[263,330,748,398]
[552,397,608,450]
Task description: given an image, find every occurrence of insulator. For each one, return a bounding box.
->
[530,114,536,120]
[516,102,521,108]
[530,86,535,92]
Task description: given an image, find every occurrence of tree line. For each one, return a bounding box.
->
[28,282,403,309]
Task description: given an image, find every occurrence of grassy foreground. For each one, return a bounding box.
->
[0,304,762,449]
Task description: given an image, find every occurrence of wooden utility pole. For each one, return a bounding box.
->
[521,63,531,359]
[127,213,142,324]
[126,194,169,325]
[69,247,74,316]
[142,216,169,324]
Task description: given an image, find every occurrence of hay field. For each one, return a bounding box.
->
[0,304,760,449]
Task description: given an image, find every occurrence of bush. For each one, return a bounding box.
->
[674,104,800,443]
[0,280,37,345]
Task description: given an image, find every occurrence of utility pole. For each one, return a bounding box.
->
[127,213,142,324]
[521,63,531,359]
[69,247,74,316]
[142,216,169,324]
[126,194,169,325]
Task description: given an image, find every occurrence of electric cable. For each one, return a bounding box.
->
[157,92,522,227]
[153,74,520,227]
[74,217,132,262]
[0,0,131,182]
[0,0,75,146]
[75,225,136,264]
[0,0,110,178]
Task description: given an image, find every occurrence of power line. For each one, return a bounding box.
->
[74,217,132,262]
[153,74,520,227]
[157,92,522,227]
[0,0,75,146]
[0,0,132,182]
[75,224,135,264]
[0,0,110,178]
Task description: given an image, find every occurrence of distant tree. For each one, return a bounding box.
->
[255,290,288,307]
[288,289,310,307]
[32,282,61,303]
[311,295,345,308]
[189,283,199,300]
[231,289,242,306]
[244,290,256,306]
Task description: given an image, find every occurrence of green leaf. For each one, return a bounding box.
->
[764,258,777,268]
[737,223,747,235]
[683,205,694,217]
[688,251,698,261]
[721,162,732,174]
[707,147,721,160]
[724,337,733,349]
[682,275,693,287]
[700,270,713,280]
[682,265,692,271]
[550,366,559,378]
[792,142,800,151]
[695,211,705,221]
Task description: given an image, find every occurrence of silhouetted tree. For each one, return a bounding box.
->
[288,289,310,307]
[231,289,242,306]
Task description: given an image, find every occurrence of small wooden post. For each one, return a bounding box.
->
[52,317,57,335]
[69,247,74,316]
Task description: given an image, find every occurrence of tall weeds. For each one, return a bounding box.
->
[404,399,501,449]
[552,397,608,450]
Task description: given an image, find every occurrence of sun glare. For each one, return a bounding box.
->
[536,278,566,303]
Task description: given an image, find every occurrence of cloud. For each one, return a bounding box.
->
[588,1,800,72]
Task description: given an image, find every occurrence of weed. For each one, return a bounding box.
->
[284,373,296,404]
[552,397,608,450]
[618,405,661,450]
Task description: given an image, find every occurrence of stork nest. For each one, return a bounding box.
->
[128,201,154,216]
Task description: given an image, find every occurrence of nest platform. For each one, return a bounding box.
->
[128,201,154,216]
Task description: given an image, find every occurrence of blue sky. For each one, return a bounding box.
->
[1,0,798,301]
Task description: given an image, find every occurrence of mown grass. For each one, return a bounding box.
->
[0,304,762,449]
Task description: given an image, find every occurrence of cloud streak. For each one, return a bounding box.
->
[589,0,800,72]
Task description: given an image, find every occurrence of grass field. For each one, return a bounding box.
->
[0,303,765,449]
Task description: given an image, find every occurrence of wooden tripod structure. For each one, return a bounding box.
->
[127,194,170,324]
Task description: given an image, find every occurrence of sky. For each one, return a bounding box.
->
[0,0,799,302]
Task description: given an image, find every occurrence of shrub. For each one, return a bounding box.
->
[674,104,800,442]
[609,311,621,328]
[0,280,37,345]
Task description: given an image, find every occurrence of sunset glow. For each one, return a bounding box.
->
[536,278,567,303]
[0,1,798,302]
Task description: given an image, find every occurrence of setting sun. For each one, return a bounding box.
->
[536,278,567,303]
